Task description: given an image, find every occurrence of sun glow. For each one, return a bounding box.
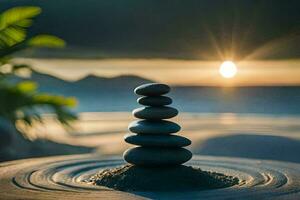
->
[219,61,237,78]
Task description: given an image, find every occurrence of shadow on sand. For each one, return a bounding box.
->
[193,134,300,163]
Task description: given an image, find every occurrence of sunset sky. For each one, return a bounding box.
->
[2,0,300,86]
[18,58,300,86]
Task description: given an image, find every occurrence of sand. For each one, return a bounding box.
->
[88,164,238,191]
[1,154,300,199]
[2,112,300,163]
[13,112,300,163]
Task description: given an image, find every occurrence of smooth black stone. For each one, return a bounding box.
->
[133,106,178,120]
[134,83,170,96]
[123,147,192,166]
[128,120,180,134]
[137,96,172,106]
[124,134,191,147]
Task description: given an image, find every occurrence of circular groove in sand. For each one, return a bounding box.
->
[1,154,300,199]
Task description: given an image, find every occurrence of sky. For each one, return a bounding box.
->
[2,0,300,60]
[16,58,300,86]
[2,0,300,86]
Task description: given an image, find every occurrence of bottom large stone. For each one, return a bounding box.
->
[123,147,192,166]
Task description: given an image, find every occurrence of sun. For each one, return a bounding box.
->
[219,61,238,78]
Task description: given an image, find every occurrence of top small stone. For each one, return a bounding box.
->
[134,83,170,96]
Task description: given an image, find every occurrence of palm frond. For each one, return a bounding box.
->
[0,6,41,48]
[15,81,37,93]
[0,6,77,136]
[28,35,65,48]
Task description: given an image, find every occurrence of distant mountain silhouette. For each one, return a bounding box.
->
[9,72,300,114]
[13,71,152,93]
[8,71,153,111]
[31,71,67,85]
[75,74,153,88]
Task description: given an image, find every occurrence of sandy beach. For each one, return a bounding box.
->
[22,112,300,163]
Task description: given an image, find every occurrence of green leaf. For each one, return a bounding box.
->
[0,7,41,30]
[34,94,77,107]
[28,35,66,48]
[0,6,41,47]
[15,81,37,93]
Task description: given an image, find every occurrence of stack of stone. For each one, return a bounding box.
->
[123,83,192,166]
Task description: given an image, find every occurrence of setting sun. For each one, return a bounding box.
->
[219,61,238,78]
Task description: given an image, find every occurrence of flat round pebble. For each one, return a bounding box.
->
[134,83,170,96]
[124,134,191,147]
[128,120,180,134]
[123,147,192,166]
[137,96,172,106]
[133,106,178,120]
